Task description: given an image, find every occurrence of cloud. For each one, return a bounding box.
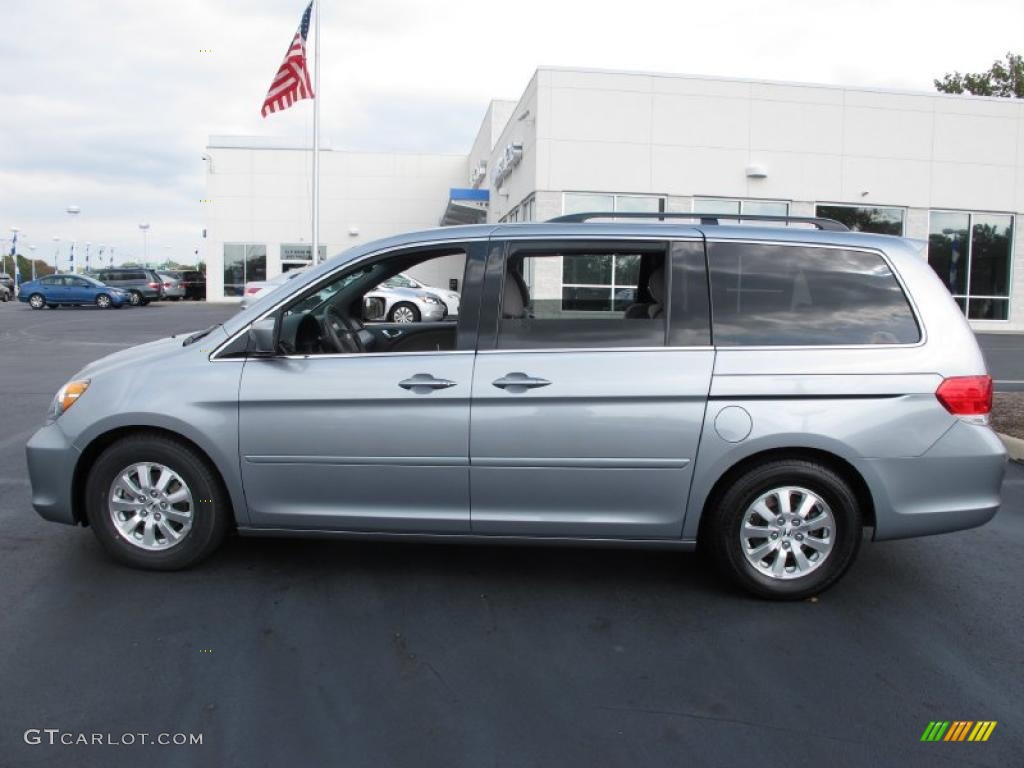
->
[1,0,1022,263]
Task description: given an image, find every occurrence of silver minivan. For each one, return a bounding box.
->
[25,214,1007,599]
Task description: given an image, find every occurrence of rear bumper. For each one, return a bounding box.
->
[25,421,80,525]
[863,421,1007,541]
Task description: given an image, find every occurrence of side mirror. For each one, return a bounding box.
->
[362,296,385,322]
[247,316,278,356]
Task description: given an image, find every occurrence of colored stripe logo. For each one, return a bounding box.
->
[921,721,997,742]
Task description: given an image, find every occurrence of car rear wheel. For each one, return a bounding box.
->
[85,434,230,570]
[389,302,420,323]
[28,293,45,309]
[704,459,862,600]
[128,290,142,306]
[95,294,112,309]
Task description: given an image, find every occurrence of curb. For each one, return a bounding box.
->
[996,432,1024,462]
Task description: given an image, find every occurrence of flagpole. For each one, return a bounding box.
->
[311,0,321,266]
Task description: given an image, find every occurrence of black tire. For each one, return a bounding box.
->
[388,302,420,323]
[28,292,46,310]
[95,294,112,309]
[84,433,231,570]
[704,459,862,600]
[128,290,142,306]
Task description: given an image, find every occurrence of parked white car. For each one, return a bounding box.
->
[378,272,460,318]
[240,269,308,309]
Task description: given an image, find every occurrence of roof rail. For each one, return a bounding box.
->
[546,211,849,231]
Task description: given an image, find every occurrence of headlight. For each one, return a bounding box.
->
[50,379,90,419]
[421,295,442,305]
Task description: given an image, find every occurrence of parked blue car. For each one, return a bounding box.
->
[19,274,130,309]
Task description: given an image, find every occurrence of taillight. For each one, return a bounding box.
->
[163,282,171,288]
[935,376,992,417]
[148,281,159,289]
[245,286,261,295]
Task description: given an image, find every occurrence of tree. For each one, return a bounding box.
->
[935,52,1024,98]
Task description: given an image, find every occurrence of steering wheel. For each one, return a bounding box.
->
[321,305,366,353]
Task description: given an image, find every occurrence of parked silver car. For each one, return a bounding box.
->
[157,271,186,300]
[25,214,1006,599]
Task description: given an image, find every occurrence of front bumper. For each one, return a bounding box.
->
[864,420,1007,541]
[419,303,446,322]
[25,421,81,525]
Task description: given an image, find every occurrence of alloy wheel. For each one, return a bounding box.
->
[740,486,835,580]
[108,462,194,551]
[391,306,416,323]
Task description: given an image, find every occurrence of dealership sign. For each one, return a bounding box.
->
[491,143,523,189]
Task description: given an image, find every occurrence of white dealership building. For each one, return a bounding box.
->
[203,66,1024,331]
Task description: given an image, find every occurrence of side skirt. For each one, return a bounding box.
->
[236,527,698,551]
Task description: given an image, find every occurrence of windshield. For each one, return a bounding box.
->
[382,273,419,289]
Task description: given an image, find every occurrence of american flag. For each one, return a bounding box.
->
[261,2,315,117]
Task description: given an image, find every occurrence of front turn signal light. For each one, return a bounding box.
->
[56,379,90,417]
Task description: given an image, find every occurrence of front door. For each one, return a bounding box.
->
[469,238,714,539]
[236,242,484,532]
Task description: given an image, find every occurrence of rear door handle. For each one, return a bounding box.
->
[492,372,552,393]
[399,374,457,393]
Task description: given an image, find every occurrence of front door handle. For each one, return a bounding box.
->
[492,372,552,393]
[399,374,457,394]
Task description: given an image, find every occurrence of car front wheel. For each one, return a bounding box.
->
[28,293,45,309]
[389,302,420,323]
[704,459,862,600]
[85,433,230,570]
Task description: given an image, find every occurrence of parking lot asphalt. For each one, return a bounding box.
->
[977,333,1024,392]
[0,300,1021,768]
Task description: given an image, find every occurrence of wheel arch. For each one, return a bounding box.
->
[71,426,238,528]
[696,447,877,542]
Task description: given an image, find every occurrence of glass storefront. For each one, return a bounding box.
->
[928,212,1013,321]
[693,198,789,224]
[223,243,266,297]
[815,205,904,235]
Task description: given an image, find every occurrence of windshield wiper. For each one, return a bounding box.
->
[182,324,220,347]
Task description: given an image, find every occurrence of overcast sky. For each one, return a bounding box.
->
[1,0,1022,266]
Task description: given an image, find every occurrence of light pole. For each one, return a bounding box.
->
[52,237,61,272]
[28,245,37,281]
[139,223,150,266]
[109,246,115,267]
[66,205,81,272]
[9,227,20,294]
[85,242,91,273]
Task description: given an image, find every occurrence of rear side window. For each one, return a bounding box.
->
[708,243,920,346]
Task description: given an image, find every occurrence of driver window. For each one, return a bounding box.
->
[278,249,466,356]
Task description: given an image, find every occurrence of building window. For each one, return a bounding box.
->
[563,193,666,217]
[815,205,905,235]
[928,212,1013,321]
[223,243,266,297]
[693,198,790,225]
[561,252,641,312]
